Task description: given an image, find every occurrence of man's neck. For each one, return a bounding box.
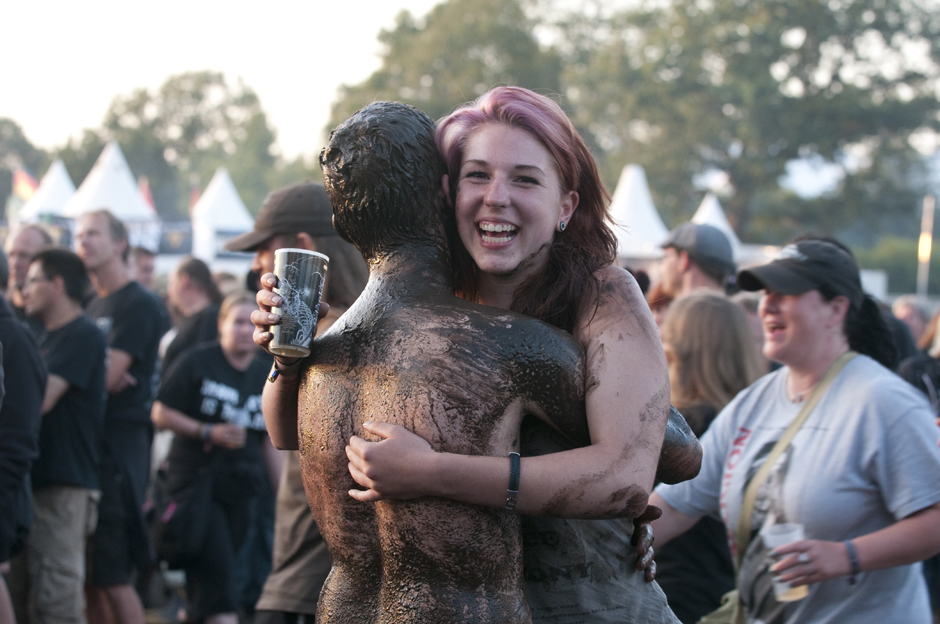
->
[43,300,83,332]
[679,270,724,298]
[90,258,131,298]
[366,241,453,299]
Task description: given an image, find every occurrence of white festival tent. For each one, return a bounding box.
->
[691,192,742,258]
[190,167,254,263]
[18,159,76,222]
[691,193,779,268]
[608,164,670,260]
[61,141,161,250]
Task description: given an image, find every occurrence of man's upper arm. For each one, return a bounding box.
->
[41,374,71,415]
[106,348,134,393]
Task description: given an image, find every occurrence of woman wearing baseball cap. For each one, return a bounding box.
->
[649,237,940,623]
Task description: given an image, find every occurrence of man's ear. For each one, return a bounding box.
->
[296,232,316,251]
[678,250,692,272]
[50,274,66,297]
[441,175,452,207]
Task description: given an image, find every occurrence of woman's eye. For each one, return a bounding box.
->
[463,170,487,180]
[516,176,539,185]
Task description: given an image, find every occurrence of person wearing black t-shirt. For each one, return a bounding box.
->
[152,291,270,624]
[0,290,45,624]
[75,209,168,624]
[163,256,223,374]
[21,248,106,624]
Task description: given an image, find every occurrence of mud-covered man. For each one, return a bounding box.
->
[267,102,593,622]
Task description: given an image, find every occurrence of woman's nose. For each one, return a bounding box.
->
[484,177,510,208]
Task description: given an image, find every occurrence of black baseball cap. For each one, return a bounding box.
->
[661,223,736,276]
[737,240,864,307]
[224,182,337,252]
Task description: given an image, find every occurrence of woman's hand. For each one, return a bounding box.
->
[251,272,330,357]
[209,423,247,450]
[346,421,437,502]
[770,539,852,586]
[633,504,661,582]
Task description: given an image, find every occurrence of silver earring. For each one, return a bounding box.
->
[559,221,566,231]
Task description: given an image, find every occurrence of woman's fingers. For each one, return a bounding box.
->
[361,420,403,440]
[771,539,849,585]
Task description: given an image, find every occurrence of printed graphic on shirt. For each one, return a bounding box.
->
[198,378,265,431]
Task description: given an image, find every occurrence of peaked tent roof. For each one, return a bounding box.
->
[18,159,75,222]
[61,141,158,222]
[691,193,742,258]
[608,165,670,259]
[190,168,254,230]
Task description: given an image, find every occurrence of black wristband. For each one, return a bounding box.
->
[844,539,860,585]
[505,452,520,511]
[267,356,303,383]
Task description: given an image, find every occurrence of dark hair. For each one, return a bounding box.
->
[320,101,446,261]
[31,248,90,304]
[175,256,223,304]
[436,86,617,332]
[85,209,130,262]
[0,248,8,290]
[130,245,155,260]
[794,235,897,369]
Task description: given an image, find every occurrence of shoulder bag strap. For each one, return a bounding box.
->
[733,350,857,568]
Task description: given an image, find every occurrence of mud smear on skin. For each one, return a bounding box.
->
[301,102,589,623]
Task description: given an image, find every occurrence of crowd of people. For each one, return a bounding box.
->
[0,181,370,624]
[0,84,939,624]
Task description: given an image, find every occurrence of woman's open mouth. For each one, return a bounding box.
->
[479,221,518,244]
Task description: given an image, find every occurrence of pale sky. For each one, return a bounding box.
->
[1,0,444,162]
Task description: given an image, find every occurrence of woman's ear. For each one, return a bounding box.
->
[560,190,579,226]
[829,295,851,329]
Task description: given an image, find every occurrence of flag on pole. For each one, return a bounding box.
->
[12,169,39,200]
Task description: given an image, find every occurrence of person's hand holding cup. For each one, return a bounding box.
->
[253,249,330,361]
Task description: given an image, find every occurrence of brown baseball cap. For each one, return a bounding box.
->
[224,182,337,252]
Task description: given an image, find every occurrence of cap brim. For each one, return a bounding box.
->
[223,229,272,253]
[737,262,818,295]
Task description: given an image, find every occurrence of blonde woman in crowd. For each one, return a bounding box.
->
[655,292,764,623]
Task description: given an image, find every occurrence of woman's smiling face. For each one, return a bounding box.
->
[454,123,578,283]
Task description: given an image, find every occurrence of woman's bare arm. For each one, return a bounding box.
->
[647,492,701,546]
[347,267,671,519]
[772,501,940,586]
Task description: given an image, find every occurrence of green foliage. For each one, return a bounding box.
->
[854,235,940,295]
[0,118,49,217]
[96,71,279,217]
[325,0,940,247]
[327,0,562,132]
[558,0,940,242]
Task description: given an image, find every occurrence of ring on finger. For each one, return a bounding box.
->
[798,552,810,564]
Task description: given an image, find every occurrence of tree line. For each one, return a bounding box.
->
[3,0,939,249]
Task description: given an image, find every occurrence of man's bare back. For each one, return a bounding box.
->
[298,102,589,622]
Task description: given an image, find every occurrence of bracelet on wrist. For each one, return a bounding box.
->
[505,452,520,511]
[844,539,860,585]
[202,423,214,442]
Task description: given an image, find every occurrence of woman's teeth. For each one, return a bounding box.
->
[480,222,518,243]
